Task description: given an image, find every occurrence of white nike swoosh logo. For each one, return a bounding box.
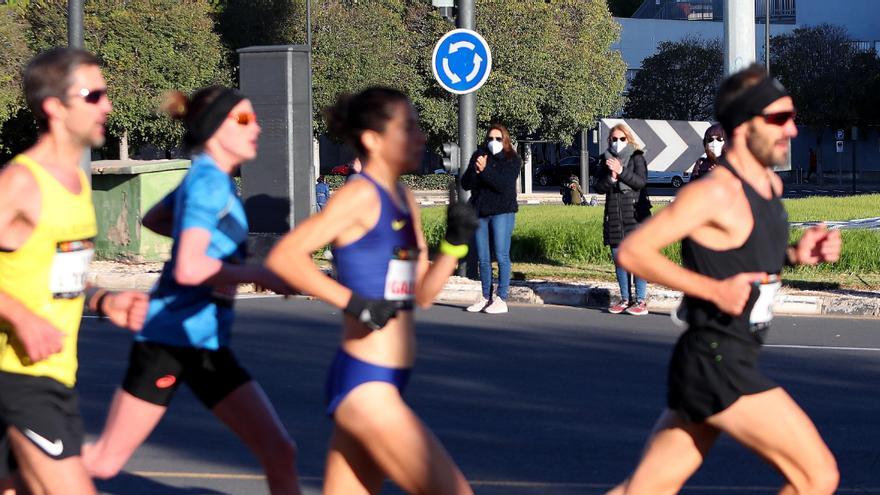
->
[23,429,64,457]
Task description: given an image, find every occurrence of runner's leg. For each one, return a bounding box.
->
[323,426,383,495]
[706,387,838,494]
[8,427,94,495]
[332,382,472,495]
[607,409,720,495]
[211,381,300,495]
[81,389,166,479]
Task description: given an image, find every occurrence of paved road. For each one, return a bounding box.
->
[78,297,880,494]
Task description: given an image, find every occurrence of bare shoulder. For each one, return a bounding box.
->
[0,162,38,202]
[677,167,740,206]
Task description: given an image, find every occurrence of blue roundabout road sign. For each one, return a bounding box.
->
[431,29,492,95]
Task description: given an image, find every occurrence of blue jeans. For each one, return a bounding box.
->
[610,247,647,302]
[475,212,515,300]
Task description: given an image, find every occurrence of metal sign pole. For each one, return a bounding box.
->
[723,0,756,75]
[68,0,91,182]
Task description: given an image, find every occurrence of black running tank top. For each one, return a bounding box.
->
[680,158,789,343]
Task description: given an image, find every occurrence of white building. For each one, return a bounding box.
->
[616,0,880,82]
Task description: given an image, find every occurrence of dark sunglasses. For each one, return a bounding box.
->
[71,87,107,104]
[706,136,725,143]
[610,136,627,142]
[229,112,258,125]
[488,136,503,142]
[760,110,796,126]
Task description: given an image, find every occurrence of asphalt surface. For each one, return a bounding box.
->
[77,297,880,494]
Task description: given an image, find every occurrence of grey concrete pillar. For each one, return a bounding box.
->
[723,0,756,75]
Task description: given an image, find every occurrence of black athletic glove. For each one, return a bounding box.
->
[444,183,479,246]
[344,293,399,330]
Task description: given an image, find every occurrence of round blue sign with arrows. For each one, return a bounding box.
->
[432,29,492,95]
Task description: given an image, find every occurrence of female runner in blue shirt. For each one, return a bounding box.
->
[82,86,302,494]
[266,87,478,495]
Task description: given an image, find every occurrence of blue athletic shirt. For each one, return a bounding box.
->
[136,153,248,349]
[332,174,418,303]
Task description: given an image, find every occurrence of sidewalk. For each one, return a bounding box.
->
[88,261,880,318]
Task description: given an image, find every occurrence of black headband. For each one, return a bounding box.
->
[716,77,789,135]
[183,88,245,147]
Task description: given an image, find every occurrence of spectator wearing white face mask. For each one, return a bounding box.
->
[461,123,521,314]
[691,123,727,180]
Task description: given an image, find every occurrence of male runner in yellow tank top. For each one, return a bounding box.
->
[0,48,149,495]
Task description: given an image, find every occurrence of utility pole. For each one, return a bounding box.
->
[457,0,476,205]
[458,0,478,279]
[723,0,755,75]
[68,0,91,181]
[764,0,771,74]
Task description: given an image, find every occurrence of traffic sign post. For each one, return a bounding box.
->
[431,29,492,95]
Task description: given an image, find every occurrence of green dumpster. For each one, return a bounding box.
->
[91,159,190,261]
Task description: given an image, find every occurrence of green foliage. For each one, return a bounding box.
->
[215,0,625,148]
[624,36,722,120]
[421,199,880,277]
[25,0,229,154]
[476,0,626,143]
[770,24,861,130]
[325,173,454,191]
[0,6,32,149]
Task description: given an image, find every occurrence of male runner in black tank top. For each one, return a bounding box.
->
[607,64,841,494]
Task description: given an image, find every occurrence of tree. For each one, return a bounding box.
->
[25,0,230,159]
[476,0,626,143]
[0,5,32,151]
[624,37,722,121]
[606,0,643,17]
[770,24,858,131]
[216,0,626,147]
[848,50,880,127]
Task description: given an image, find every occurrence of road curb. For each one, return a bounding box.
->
[87,270,879,318]
[436,277,880,318]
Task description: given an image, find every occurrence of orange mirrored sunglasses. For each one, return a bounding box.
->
[228,112,257,126]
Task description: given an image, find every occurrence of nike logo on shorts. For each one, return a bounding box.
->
[23,429,64,457]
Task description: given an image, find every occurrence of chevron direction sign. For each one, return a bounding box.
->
[599,119,712,172]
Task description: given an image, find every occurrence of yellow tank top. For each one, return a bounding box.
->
[0,154,97,387]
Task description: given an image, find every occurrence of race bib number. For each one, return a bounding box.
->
[384,259,416,301]
[749,280,781,330]
[49,240,95,299]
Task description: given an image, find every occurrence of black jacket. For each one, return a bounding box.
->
[594,150,651,246]
[461,149,521,217]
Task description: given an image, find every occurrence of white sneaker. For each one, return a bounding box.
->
[466,297,489,313]
[483,298,508,314]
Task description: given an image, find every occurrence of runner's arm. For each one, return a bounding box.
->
[265,181,376,309]
[0,164,65,361]
[615,177,765,313]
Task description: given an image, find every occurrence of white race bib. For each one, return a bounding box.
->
[749,281,780,327]
[49,240,94,299]
[384,259,416,301]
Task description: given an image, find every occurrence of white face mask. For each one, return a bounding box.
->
[707,141,724,157]
[611,140,627,154]
[487,140,503,155]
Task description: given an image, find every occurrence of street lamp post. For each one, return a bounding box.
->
[68,0,91,181]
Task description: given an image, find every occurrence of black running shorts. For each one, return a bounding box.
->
[0,371,84,474]
[122,342,251,409]
[667,329,777,423]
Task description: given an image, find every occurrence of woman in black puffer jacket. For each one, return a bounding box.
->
[461,123,521,315]
[595,123,652,316]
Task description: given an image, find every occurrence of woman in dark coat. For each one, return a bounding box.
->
[461,123,521,314]
[595,123,651,316]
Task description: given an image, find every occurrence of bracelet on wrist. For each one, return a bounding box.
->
[95,291,111,319]
[439,239,469,259]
